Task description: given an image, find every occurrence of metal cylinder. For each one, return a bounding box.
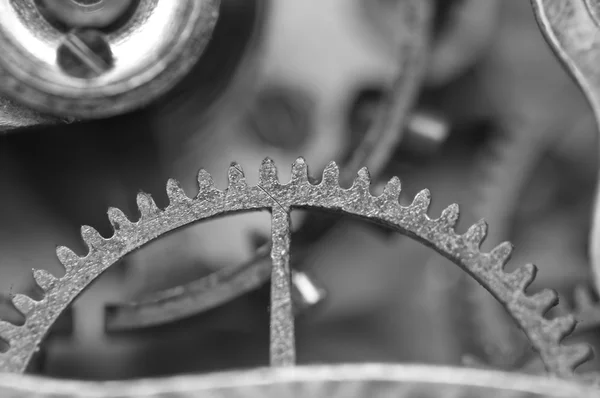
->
[0,0,220,118]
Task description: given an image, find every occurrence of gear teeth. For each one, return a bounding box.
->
[228,162,247,189]
[81,225,104,251]
[322,161,340,187]
[557,344,593,371]
[409,189,431,214]
[107,207,132,231]
[382,177,402,202]
[463,219,488,247]
[33,269,58,291]
[507,263,536,291]
[0,320,17,342]
[437,204,459,229]
[166,179,188,205]
[56,246,80,271]
[529,289,559,314]
[352,167,371,191]
[291,157,308,183]
[136,192,160,219]
[547,315,577,341]
[6,158,595,379]
[197,169,215,192]
[11,294,35,316]
[489,241,513,269]
[259,158,278,185]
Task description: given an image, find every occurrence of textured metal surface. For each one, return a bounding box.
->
[531,0,600,305]
[0,158,595,383]
[0,0,219,118]
[269,205,294,366]
[0,364,597,397]
[105,0,433,330]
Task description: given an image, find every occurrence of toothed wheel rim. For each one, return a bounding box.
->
[0,158,593,383]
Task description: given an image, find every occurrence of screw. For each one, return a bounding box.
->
[57,29,114,79]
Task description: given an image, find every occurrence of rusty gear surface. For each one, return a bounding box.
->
[0,158,594,382]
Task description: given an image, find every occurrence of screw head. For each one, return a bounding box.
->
[57,29,114,79]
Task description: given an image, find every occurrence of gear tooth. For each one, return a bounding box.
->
[489,241,513,268]
[322,161,340,186]
[547,315,577,340]
[463,219,488,247]
[136,192,160,218]
[56,246,80,271]
[11,294,35,316]
[33,269,58,291]
[351,167,371,193]
[259,158,278,185]
[197,169,215,191]
[507,263,537,291]
[438,204,459,228]
[291,157,308,183]
[228,162,246,188]
[81,225,104,250]
[382,177,402,201]
[529,289,559,313]
[409,189,431,213]
[107,207,132,231]
[166,179,188,204]
[0,320,17,342]
[558,344,594,371]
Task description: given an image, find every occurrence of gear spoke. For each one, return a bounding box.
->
[269,206,295,366]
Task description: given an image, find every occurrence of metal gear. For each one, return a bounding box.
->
[461,123,552,369]
[109,0,433,330]
[0,158,594,384]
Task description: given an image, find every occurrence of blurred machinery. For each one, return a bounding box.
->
[1,0,600,397]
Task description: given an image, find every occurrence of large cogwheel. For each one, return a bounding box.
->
[0,158,594,384]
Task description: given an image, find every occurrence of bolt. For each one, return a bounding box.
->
[57,29,114,79]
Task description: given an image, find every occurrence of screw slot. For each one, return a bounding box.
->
[57,29,113,79]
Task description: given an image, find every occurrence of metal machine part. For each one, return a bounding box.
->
[531,0,600,303]
[0,0,219,118]
[0,364,596,397]
[119,0,434,325]
[0,159,594,384]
